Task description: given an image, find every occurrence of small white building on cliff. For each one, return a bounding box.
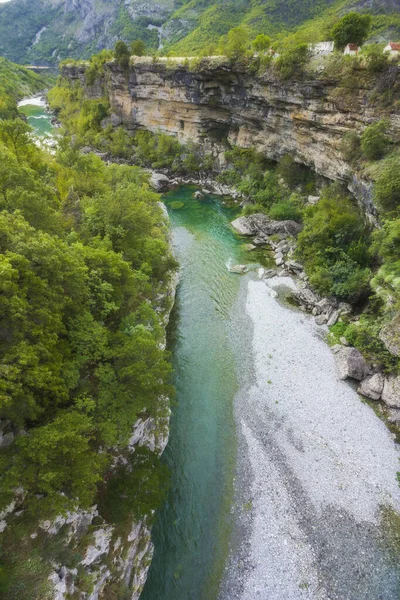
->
[383,42,400,56]
[344,43,360,55]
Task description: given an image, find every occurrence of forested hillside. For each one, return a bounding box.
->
[0,0,399,65]
[0,57,48,117]
[0,58,175,598]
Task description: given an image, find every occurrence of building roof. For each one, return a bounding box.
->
[387,42,400,51]
[345,43,359,51]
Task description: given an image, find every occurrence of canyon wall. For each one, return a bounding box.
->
[64,57,400,215]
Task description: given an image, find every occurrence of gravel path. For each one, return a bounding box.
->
[220,276,400,600]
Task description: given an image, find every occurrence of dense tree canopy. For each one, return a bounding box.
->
[252,34,271,52]
[296,184,372,302]
[331,12,372,49]
[0,113,175,520]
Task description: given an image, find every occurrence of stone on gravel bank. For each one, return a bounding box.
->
[381,375,400,408]
[357,373,385,401]
[332,345,371,381]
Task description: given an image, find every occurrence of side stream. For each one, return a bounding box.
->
[141,187,256,600]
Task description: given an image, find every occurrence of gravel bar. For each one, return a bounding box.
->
[220,276,400,600]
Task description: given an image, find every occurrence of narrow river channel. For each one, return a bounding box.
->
[142,187,256,600]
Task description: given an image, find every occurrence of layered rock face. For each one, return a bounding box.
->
[64,58,399,214]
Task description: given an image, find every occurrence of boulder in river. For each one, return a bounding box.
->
[229,264,248,274]
[231,217,254,236]
[150,173,171,192]
[194,191,204,200]
[333,346,371,381]
[231,214,302,237]
[381,375,400,408]
[357,373,384,401]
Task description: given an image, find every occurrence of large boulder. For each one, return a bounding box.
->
[231,217,254,236]
[381,375,400,408]
[248,214,302,236]
[357,373,384,401]
[292,287,319,309]
[333,346,371,381]
[379,315,400,357]
[231,214,302,238]
[150,172,171,192]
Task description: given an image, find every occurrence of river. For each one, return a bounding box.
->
[142,187,258,600]
[18,96,56,147]
[25,104,400,600]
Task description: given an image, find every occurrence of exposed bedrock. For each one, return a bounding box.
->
[64,58,400,215]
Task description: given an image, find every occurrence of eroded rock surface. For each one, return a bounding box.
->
[358,373,385,401]
[63,58,400,215]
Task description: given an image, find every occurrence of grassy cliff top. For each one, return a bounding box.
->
[0,0,399,65]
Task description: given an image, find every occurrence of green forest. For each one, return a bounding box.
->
[0,0,399,594]
[0,0,399,65]
[0,57,175,598]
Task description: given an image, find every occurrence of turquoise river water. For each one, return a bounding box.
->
[18,97,55,142]
[142,187,256,600]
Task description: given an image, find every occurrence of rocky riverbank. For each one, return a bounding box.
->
[229,213,400,430]
[220,274,400,600]
[149,171,242,200]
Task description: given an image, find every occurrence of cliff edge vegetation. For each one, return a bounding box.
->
[0,0,399,65]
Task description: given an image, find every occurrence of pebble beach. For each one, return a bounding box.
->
[220,276,400,600]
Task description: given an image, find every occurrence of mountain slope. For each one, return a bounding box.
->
[0,55,49,117]
[0,0,399,64]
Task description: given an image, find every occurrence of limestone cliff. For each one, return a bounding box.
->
[63,57,400,215]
